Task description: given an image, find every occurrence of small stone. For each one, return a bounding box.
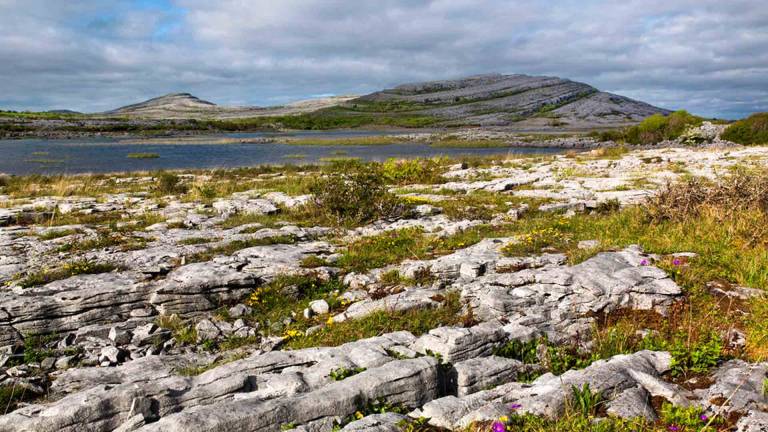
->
[57,333,76,349]
[309,299,330,315]
[55,355,75,370]
[99,346,126,364]
[303,308,313,319]
[40,357,57,371]
[195,319,221,342]
[233,319,247,330]
[228,303,253,318]
[109,327,133,346]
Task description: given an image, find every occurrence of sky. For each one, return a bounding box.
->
[0,0,766,119]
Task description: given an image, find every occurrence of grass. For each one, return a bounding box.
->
[187,235,298,262]
[283,136,410,146]
[16,260,117,288]
[127,152,160,159]
[430,138,511,148]
[287,291,464,349]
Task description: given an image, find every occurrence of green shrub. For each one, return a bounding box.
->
[156,172,187,195]
[381,158,445,185]
[721,112,768,145]
[329,366,366,381]
[623,110,703,145]
[310,161,407,226]
[642,332,723,377]
[659,403,721,431]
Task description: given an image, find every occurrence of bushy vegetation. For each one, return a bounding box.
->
[721,112,768,145]
[591,110,703,145]
[155,172,188,195]
[309,161,407,226]
[381,158,446,185]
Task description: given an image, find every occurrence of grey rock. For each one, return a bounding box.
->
[736,411,768,432]
[452,356,523,396]
[694,360,768,414]
[308,299,330,316]
[109,327,133,346]
[411,322,507,363]
[99,346,126,364]
[628,369,695,407]
[340,413,409,431]
[605,386,657,421]
[228,303,252,318]
[195,319,221,342]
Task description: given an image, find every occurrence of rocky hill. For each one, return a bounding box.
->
[105,93,356,120]
[347,73,669,128]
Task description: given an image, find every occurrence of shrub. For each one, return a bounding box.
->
[621,110,703,145]
[156,172,187,195]
[310,161,406,226]
[381,158,445,185]
[721,112,768,145]
[647,168,768,221]
[329,366,366,381]
[659,403,721,431]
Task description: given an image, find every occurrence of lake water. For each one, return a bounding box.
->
[0,131,564,175]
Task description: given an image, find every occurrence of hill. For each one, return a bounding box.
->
[343,73,669,128]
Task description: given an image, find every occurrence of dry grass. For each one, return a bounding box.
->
[647,168,768,222]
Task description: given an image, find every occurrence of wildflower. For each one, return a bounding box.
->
[326,316,334,326]
[700,414,709,421]
[640,259,649,266]
[355,411,364,420]
[668,426,680,432]
[509,403,522,410]
[499,415,509,422]
[672,258,682,266]
[491,421,506,432]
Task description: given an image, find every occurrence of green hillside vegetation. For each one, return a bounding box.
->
[721,112,768,145]
[592,110,704,145]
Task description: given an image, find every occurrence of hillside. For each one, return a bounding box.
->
[105,93,355,120]
[342,73,669,128]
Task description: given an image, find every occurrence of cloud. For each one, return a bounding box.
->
[0,0,765,118]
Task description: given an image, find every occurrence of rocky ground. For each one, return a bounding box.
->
[0,143,767,431]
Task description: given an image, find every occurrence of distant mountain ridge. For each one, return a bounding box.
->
[100,73,668,128]
[346,73,669,128]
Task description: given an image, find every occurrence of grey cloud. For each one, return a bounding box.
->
[0,0,765,118]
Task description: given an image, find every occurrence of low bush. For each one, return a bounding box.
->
[381,158,445,185]
[310,161,407,226]
[721,112,768,145]
[647,168,768,221]
[155,172,187,195]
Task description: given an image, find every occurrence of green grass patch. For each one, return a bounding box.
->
[127,152,160,159]
[16,260,117,288]
[287,291,464,349]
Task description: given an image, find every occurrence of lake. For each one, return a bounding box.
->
[0,131,564,175]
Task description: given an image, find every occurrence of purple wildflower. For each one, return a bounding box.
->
[672,258,682,266]
[492,421,506,432]
[668,426,680,432]
[509,403,522,410]
[700,414,709,421]
[640,259,649,266]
